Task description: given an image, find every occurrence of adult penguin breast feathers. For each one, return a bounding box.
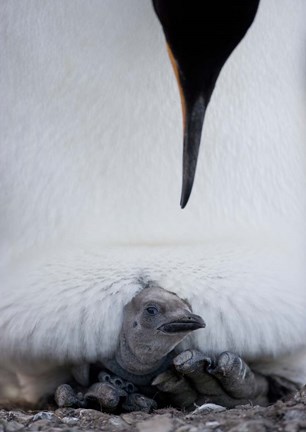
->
[0,0,306,406]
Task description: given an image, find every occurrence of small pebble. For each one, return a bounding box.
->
[8,411,33,424]
[136,415,173,432]
[284,409,306,422]
[79,408,105,420]
[61,416,79,425]
[205,421,221,428]
[190,404,226,415]
[32,411,55,421]
[121,413,136,425]
[227,420,272,432]
[109,417,129,428]
[176,426,198,432]
[1,420,24,432]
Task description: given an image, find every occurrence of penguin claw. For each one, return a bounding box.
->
[208,351,269,400]
[173,350,224,398]
[98,371,124,389]
[98,370,137,393]
[85,369,147,412]
[98,371,112,383]
[173,349,212,374]
[123,381,137,394]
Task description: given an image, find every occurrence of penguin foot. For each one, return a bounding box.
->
[153,349,269,409]
[152,369,198,408]
[54,369,157,413]
[55,380,127,413]
[84,382,127,412]
[95,370,157,412]
[98,370,137,394]
[208,351,268,400]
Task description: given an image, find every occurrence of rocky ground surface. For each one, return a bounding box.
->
[1,386,306,432]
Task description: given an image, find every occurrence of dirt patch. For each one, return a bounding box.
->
[1,386,305,432]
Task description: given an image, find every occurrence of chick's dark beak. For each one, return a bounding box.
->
[152,0,260,207]
[158,312,205,334]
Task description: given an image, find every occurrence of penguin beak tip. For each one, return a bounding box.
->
[180,187,191,209]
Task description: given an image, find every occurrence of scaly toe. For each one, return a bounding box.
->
[55,384,82,408]
[209,352,245,378]
[85,382,126,411]
[173,349,212,375]
[208,352,249,383]
[98,370,138,393]
[208,351,262,400]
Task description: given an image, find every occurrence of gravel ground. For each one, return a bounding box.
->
[1,386,305,432]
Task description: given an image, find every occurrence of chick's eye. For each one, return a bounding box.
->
[146,306,159,316]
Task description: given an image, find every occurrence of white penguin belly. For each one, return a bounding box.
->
[1,240,305,402]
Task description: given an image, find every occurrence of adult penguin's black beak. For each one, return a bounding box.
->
[152,0,260,208]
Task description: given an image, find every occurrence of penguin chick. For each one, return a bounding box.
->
[56,286,205,412]
[102,286,205,383]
